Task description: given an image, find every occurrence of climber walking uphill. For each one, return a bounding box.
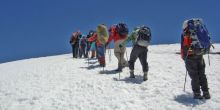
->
[69,31,81,58]
[181,18,211,99]
[88,24,109,67]
[123,25,151,81]
[106,23,129,72]
[79,35,87,58]
[86,30,96,58]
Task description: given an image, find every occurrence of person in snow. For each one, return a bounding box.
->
[70,31,81,58]
[181,19,211,99]
[79,35,87,58]
[106,23,129,72]
[86,30,96,58]
[88,31,106,67]
[122,26,151,81]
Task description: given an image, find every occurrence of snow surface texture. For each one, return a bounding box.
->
[0,44,220,110]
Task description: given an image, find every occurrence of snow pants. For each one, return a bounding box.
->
[114,40,127,68]
[185,57,209,93]
[97,44,105,67]
[129,45,149,72]
[79,46,87,58]
[71,43,79,58]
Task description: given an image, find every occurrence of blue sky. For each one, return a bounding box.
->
[0,0,219,63]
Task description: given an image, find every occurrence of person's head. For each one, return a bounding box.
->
[88,30,95,36]
[108,25,116,33]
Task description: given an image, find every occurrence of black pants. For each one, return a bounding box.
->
[86,45,90,58]
[129,45,149,72]
[71,44,79,58]
[79,46,87,58]
[185,57,209,93]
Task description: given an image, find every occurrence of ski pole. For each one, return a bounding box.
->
[183,48,190,92]
[119,47,123,80]
[183,70,188,92]
[208,50,211,66]
[103,45,106,73]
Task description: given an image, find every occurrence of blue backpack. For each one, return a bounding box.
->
[186,18,211,55]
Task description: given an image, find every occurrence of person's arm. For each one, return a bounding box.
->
[88,34,97,42]
[121,31,136,46]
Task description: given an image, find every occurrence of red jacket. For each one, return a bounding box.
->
[88,33,102,46]
[107,26,127,43]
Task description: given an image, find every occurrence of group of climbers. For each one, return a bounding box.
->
[69,18,212,100]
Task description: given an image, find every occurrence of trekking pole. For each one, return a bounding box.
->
[208,43,215,66]
[208,50,211,66]
[119,47,123,80]
[103,45,106,73]
[183,70,188,92]
[183,49,190,92]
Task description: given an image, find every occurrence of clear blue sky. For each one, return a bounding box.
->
[0,0,219,63]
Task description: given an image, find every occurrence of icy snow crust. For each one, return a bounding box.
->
[0,44,220,110]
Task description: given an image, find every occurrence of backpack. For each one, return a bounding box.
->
[135,26,151,47]
[97,24,109,45]
[116,23,129,37]
[182,18,211,55]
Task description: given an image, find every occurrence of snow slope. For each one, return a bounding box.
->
[0,44,220,110]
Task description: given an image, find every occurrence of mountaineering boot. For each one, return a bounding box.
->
[115,68,122,72]
[143,72,148,81]
[193,92,203,99]
[203,91,211,99]
[129,70,135,78]
[115,66,122,72]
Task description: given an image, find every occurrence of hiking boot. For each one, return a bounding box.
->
[129,70,135,78]
[193,93,203,99]
[115,67,122,72]
[143,72,148,81]
[203,91,211,99]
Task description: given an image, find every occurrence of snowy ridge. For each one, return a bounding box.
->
[0,44,220,110]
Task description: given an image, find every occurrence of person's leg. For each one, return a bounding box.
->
[79,46,82,58]
[120,47,128,67]
[83,46,86,58]
[91,51,95,58]
[71,45,75,58]
[186,59,202,99]
[198,58,210,99]
[138,48,148,81]
[75,44,79,58]
[97,45,105,67]
[128,46,139,78]
[114,51,122,71]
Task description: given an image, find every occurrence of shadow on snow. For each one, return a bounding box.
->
[80,64,101,70]
[174,92,206,107]
[113,75,145,84]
